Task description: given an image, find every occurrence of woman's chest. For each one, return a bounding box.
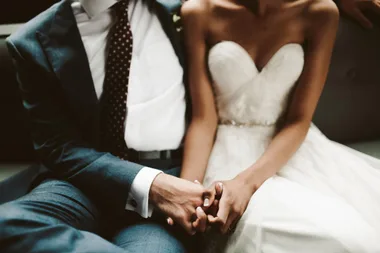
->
[206,7,305,70]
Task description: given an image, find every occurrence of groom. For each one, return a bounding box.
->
[0,0,217,252]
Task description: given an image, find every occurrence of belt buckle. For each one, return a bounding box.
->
[134,150,175,160]
[161,150,171,159]
[137,151,160,160]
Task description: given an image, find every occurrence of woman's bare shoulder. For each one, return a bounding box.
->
[181,0,210,18]
[303,0,339,26]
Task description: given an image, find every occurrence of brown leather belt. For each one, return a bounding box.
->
[128,148,183,162]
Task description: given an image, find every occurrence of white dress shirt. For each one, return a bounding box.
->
[71,0,186,218]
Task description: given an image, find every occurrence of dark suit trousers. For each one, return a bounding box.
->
[0,159,188,253]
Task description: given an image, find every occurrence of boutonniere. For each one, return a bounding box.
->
[171,8,183,33]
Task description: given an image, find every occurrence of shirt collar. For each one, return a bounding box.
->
[79,0,119,17]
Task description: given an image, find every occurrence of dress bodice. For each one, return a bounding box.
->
[208,41,304,126]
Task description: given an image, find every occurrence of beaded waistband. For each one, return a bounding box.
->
[219,119,275,127]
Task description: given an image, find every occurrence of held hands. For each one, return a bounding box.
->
[337,0,380,29]
[149,174,219,235]
[153,174,255,235]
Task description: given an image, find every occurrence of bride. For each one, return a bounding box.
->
[179,0,380,252]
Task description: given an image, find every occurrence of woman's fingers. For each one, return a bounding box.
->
[192,206,208,232]
[167,217,174,225]
[215,182,223,199]
[228,216,241,234]
[193,179,212,208]
[208,182,223,212]
[207,199,219,217]
[209,193,230,231]
[203,181,223,210]
[222,212,239,234]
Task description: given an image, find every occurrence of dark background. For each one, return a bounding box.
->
[0,1,59,24]
[0,1,58,162]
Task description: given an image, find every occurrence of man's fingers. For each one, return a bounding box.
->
[182,220,196,235]
[180,219,195,235]
[353,8,373,28]
[192,218,200,231]
[177,208,196,235]
[192,206,208,233]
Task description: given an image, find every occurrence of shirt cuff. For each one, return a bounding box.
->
[125,167,162,218]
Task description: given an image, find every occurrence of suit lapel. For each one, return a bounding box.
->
[36,0,98,122]
[154,0,185,67]
[154,0,191,122]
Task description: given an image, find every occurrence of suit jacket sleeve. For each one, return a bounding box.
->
[6,38,143,211]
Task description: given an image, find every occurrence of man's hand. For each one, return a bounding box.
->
[149,174,215,235]
[337,0,380,29]
[208,176,254,234]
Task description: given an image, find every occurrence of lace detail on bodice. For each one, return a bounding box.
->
[208,41,304,126]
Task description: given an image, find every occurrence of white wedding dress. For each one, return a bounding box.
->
[203,41,380,253]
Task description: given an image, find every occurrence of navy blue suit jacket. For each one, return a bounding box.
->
[6,0,184,211]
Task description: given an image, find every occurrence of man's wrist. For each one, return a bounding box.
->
[125,167,162,218]
[149,173,168,207]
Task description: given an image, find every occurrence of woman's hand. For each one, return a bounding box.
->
[208,175,256,234]
[337,0,380,29]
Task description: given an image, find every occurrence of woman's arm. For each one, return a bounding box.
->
[180,0,219,183]
[239,1,340,191]
[209,1,340,234]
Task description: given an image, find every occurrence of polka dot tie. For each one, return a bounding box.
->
[100,0,132,160]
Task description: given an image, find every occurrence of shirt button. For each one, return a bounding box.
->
[131,199,137,208]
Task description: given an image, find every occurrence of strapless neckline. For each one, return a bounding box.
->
[207,40,305,126]
[209,41,303,73]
